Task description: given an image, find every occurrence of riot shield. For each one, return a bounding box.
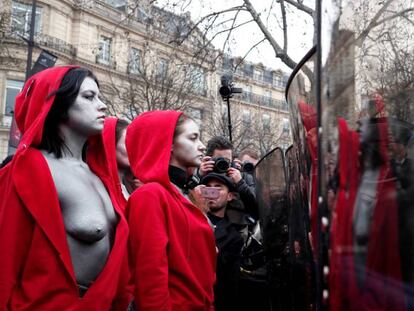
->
[255,147,289,310]
[284,46,318,310]
[320,0,414,309]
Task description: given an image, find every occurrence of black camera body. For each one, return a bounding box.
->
[212,157,237,174]
[241,161,255,174]
[219,75,242,99]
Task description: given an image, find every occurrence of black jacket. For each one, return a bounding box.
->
[208,214,244,311]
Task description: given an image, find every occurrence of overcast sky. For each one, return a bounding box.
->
[156,0,315,72]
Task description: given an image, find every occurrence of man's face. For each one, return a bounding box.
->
[205,179,234,212]
[212,149,232,162]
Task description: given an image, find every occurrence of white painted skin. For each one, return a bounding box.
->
[116,128,130,170]
[42,76,117,293]
[170,119,206,170]
[63,77,107,143]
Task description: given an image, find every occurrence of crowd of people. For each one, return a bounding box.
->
[0,65,264,310]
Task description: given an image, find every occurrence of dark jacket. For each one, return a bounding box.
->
[208,213,244,311]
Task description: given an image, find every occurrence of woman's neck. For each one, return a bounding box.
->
[59,125,88,160]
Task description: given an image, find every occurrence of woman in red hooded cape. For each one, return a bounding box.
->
[126,110,217,311]
[0,66,131,310]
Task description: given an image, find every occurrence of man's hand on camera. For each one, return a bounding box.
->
[199,156,215,177]
[227,167,242,184]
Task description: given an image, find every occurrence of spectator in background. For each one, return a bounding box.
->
[239,148,260,166]
[199,136,258,219]
[103,117,141,210]
[126,110,216,310]
[201,172,244,311]
[238,148,260,192]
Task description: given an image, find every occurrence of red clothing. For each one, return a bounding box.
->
[125,110,217,310]
[0,66,130,310]
[330,116,406,310]
[103,117,128,210]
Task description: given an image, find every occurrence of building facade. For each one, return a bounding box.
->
[0,0,291,161]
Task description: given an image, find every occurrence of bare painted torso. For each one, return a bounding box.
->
[42,152,118,292]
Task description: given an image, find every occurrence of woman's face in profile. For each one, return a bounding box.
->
[66,77,107,136]
[116,128,130,169]
[171,119,206,169]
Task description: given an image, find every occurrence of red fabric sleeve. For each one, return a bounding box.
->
[128,185,171,311]
[0,179,34,309]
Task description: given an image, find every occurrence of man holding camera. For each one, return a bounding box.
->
[198,136,258,219]
[200,172,244,311]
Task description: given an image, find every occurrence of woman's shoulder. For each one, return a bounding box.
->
[129,182,170,201]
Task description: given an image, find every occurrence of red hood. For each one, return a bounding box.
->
[103,117,121,188]
[126,110,182,188]
[15,66,78,150]
[13,66,110,180]
[102,117,128,208]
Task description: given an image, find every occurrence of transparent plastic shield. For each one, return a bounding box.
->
[255,147,289,310]
[321,0,414,309]
[284,47,318,310]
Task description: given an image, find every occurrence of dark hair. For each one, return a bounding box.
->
[239,148,260,160]
[206,136,233,156]
[39,67,99,158]
[115,119,129,144]
[173,114,195,140]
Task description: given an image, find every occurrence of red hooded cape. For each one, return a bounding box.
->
[103,117,128,210]
[125,110,217,311]
[0,66,131,310]
[298,101,318,254]
[330,115,406,310]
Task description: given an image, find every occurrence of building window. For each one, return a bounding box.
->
[264,90,272,106]
[262,114,270,131]
[222,56,233,70]
[11,1,42,36]
[129,48,141,74]
[242,110,251,125]
[254,69,263,82]
[104,0,126,11]
[157,58,168,79]
[97,36,112,65]
[273,74,284,87]
[244,85,252,102]
[264,70,273,84]
[4,80,24,117]
[244,63,253,77]
[137,7,151,23]
[282,118,290,133]
[189,65,206,96]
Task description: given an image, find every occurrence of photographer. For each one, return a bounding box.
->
[198,136,258,219]
[201,172,244,311]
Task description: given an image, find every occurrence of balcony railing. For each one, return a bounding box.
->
[7,32,76,56]
[236,91,288,110]
[36,33,76,56]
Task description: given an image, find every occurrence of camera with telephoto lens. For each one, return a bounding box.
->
[241,161,255,174]
[212,157,237,174]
